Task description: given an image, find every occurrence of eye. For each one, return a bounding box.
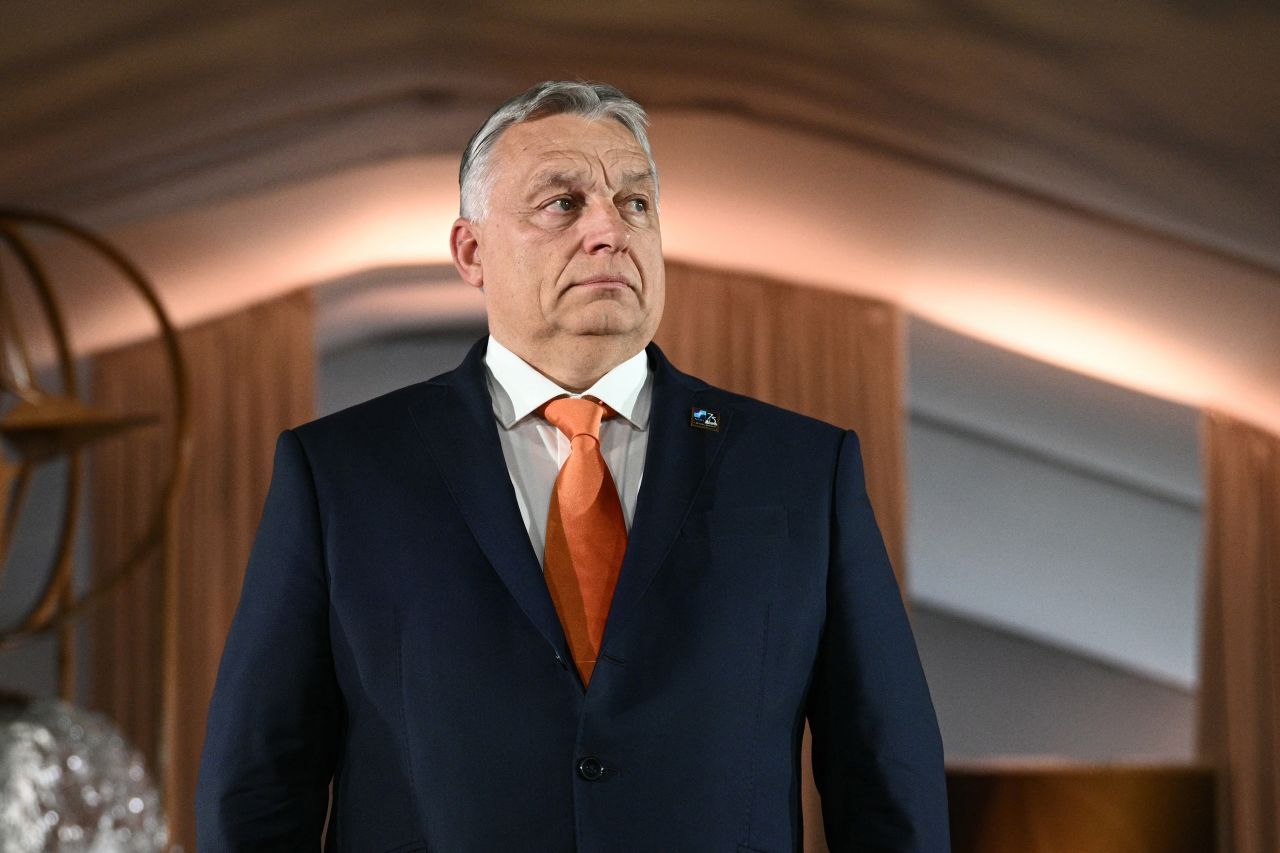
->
[624,197,649,214]
[543,197,576,213]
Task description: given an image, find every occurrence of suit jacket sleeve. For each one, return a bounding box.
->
[806,429,950,851]
[196,429,341,849]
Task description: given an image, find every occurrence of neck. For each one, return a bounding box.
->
[499,334,644,392]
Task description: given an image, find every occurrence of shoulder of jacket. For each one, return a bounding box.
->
[682,377,848,440]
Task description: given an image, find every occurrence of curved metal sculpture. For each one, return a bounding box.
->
[0,209,190,700]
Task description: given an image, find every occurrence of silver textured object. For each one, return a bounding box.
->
[0,694,167,852]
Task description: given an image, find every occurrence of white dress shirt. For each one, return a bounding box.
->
[483,334,652,568]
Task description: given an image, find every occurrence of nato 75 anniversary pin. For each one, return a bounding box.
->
[690,407,720,431]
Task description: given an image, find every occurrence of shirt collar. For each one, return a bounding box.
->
[484,334,652,431]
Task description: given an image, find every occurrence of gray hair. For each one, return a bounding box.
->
[458,81,658,221]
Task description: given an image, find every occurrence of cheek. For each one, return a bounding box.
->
[498,235,557,291]
[529,242,578,300]
[649,276,667,314]
[502,245,566,317]
[635,237,665,283]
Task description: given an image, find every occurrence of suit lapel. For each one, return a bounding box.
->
[406,337,572,666]
[600,342,732,655]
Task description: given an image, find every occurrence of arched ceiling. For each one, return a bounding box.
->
[2,0,1278,437]
[3,0,1278,272]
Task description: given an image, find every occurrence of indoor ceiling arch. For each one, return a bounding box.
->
[2,0,1277,274]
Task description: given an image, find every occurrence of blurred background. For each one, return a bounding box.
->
[1,1,1277,851]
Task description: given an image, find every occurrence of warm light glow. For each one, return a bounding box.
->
[649,113,1280,434]
[900,270,1262,420]
[24,112,1280,435]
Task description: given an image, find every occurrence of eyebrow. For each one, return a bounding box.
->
[525,171,583,200]
[617,169,657,193]
[618,168,655,184]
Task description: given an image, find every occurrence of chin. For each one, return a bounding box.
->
[562,306,646,337]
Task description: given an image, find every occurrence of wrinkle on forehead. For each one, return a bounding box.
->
[496,115,651,188]
[522,141,648,171]
[525,163,656,200]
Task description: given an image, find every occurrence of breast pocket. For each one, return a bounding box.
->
[680,505,789,540]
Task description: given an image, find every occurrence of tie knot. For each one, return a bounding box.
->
[541,396,613,440]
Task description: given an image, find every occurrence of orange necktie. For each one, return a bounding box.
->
[541,396,628,685]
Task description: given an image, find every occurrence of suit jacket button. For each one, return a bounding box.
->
[577,756,605,781]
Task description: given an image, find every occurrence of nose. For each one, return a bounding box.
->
[579,200,631,255]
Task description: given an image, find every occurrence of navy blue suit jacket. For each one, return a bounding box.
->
[196,337,949,852]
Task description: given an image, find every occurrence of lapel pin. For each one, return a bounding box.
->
[690,407,720,431]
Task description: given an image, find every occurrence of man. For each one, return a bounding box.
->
[197,81,949,852]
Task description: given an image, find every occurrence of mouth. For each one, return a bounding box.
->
[569,274,632,290]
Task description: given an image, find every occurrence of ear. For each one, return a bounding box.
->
[450,218,484,289]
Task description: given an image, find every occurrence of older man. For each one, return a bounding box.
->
[197,81,949,852]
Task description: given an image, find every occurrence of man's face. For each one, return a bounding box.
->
[452,113,664,358]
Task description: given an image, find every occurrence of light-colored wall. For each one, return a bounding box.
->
[318,326,486,419]
[910,603,1196,762]
[904,317,1201,760]
[907,417,1202,687]
[905,318,1203,689]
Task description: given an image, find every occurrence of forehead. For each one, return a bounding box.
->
[491,114,650,183]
